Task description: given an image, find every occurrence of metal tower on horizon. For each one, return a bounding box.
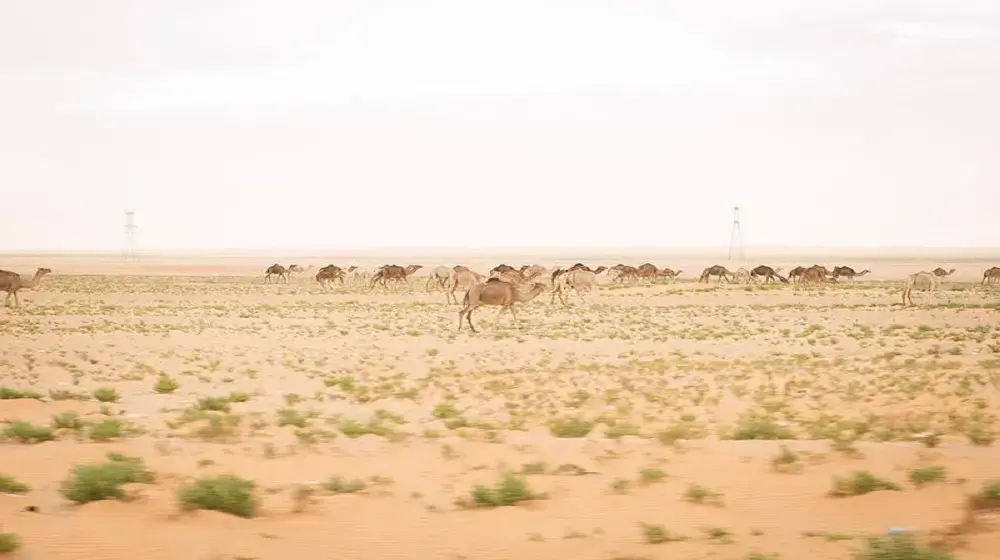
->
[123,211,138,262]
[728,205,744,262]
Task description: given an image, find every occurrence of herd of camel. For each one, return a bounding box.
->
[0,263,995,327]
[257,262,1000,331]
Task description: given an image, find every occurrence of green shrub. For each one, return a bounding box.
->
[178,475,257,518]
[60,453,154,504]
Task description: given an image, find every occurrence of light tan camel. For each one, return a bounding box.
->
[350,266,375,287]
[0,267,52,308]
[264,264,288,284]
[902,271,940,306]
[551,269,599,306]
[287,264,304,276]
[932,267,955,278]
[446,268,486,304]
[982,266,1000,286]
[458,279,547,333]
[426,266,453,292]
[658,268,682,283]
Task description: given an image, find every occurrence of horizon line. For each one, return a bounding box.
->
[2,245,999,256]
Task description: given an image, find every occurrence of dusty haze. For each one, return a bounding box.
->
[2,0,999,250]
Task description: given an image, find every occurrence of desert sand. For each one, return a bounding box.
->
[1,250,999,560]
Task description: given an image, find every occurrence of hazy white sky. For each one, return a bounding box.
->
[2,0,998,250]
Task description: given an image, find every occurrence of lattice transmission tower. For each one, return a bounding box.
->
[123,211,138,262]
[728,205,744,263]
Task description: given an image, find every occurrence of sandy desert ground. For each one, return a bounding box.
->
[1,251,1000,560]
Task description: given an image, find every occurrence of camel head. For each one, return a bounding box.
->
[404,265,423,276]
[860,269,871,276]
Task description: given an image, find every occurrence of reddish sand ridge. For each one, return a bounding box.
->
[0,251,998,559]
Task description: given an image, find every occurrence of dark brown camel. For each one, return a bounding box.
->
[490,264,516,275]
[832,266,871,283]
[932,267,955,278]
[458,279,547,333]
[370,264,423,291]
[788,266,806,283]
[315,265,345,289]
[0,267,52,308]
[264,264,288,284]
[983,266,1000,286]
[611,264,639,283]
[749,265,787,284]
[699,265,732,283]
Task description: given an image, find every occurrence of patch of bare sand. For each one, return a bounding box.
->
[1,263,999,559]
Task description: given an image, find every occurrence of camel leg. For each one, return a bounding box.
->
[11,291,19,308]
[466,308,477,333]
[509,305,520,329]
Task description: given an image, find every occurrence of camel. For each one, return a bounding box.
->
[799,265,834,284]
[458,279,547,333]
[315,265,345,290]
[932,267,955,278]
[636,263,659,281]
[611,264,639,283]
[490,264,516,276]
[349,266,376,287]
[287,264,304,276]
[658,268,682,283]
[902,271,940,306]
[0,267,52,308]
[982,266,1000,286]
[749,265,787,284]
[832,266,871,283]
[568,263,592,272]
[446,268,486,304]
[787,266,806,283]
[264,264,288,284]
[698,265,732,284]
[370,264,423,291]
[519,265,547,281]
[490,269,528,285]
[551,269,600,306]
[426,266,454,292]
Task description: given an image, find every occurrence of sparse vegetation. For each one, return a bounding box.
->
[178,474,258,518]
[3,264,998,558]
[60,453,154,504]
